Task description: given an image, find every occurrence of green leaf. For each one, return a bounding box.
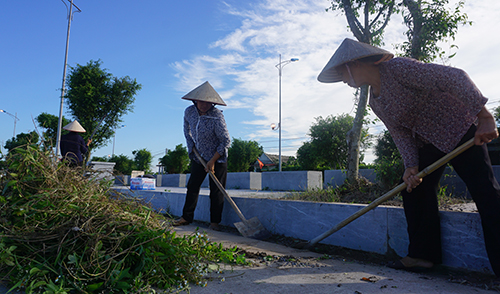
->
[29,267,40,275]
[68,254,78,265]
[32,280,47,288]
[87,282,103,291]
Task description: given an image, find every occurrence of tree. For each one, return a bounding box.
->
[4,131,39,153]
[133,148,152,173]
[328,0,396,182]
[297,142,320,170]
[397,0,471,62]
[159,144,190,174]
[282,156,300,171]
[297,114,370,170]
[65,60,141,152]
[91,154,137,175]
[36,112,70,148]
[373,130,404,188]
[110,154,136,175]
[228,138,263,172]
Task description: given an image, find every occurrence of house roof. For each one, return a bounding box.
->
[255,153,291,166]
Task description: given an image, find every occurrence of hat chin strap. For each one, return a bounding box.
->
[346,64,356,86]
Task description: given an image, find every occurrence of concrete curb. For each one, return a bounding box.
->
[116,186,494,275]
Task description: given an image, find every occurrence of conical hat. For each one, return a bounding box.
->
[318,38,393,83]
[63,120,86,133]
[181,81,227,106]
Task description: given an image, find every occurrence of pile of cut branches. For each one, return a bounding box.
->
[0,145,246,293]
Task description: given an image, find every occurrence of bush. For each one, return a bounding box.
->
[373,130,404,189]
[374,157,404,190]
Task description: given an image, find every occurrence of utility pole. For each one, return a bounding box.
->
[55,0,81,159]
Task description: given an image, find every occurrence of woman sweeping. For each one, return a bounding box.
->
[60,120,91,167]
[318,38,500,285]
[173,81,231,231]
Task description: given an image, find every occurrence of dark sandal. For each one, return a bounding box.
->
[172,218,190,226]
[387,260,432,273]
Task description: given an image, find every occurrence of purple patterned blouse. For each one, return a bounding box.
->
[370,57,487,168]
[183,104,231,164]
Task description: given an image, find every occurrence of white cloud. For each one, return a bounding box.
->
[173,0,500,160]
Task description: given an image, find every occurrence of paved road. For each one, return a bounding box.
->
[172,224,497,294]
[1,223,496,294]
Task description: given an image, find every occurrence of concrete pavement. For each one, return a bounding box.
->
[1,222,497,294]
[173,223,498,294]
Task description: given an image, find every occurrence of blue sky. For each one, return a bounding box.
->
[1,0,499,167]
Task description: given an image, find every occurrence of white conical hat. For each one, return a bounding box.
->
[181,81,227,106]
[318,38,393,83]
[63,120,86,133]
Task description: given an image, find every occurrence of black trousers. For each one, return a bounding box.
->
[181,160,227,224]
[402,125,500,276]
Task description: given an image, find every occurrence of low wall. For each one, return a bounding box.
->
[115,175,130,186]
[261,171,322,191]
[226,172,261,190]
[325,166,500,197]
[157,174,187,187]
[117,187,493,276]
[324,169,377,187]
[143,171,320,191]
[88,161,116,181]
[116,166,500,196]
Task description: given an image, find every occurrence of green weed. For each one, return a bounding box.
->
[0,145,247,293]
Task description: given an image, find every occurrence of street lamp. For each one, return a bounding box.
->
[112,125,126,157]
[0,109,19,138]
[275,54,298,172]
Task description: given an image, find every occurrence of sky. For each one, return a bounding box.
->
[1,0,500,168]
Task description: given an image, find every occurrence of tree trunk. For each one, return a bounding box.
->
[403,0,424,60]
[337,0,394,183]
[346,84,369,182]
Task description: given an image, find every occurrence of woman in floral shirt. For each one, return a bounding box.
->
[318,38,500,282]
[173,81,231,231]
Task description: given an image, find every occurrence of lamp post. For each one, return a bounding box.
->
[0,109,19,138]
[275,54,298,172]
[112,125,126,157]
[55,0,81,159]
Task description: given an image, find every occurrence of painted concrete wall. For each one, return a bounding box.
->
[118,188,493,276]
[325,166,500,198]
[261,171,322,191]
[157,174,187,187]
[116,166,500,195]
[88,161,115,181]
[151,171,322,191]
[226,172,261,190]
[324,169,377,187]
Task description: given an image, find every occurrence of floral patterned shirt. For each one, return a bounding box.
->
[183,104,231,164]
[370,57,487,168]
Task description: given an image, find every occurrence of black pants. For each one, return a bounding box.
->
[402,125,500,276]
[181,160,227,224]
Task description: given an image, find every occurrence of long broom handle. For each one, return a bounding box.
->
[192,147,248,223]
[307,138,475,247]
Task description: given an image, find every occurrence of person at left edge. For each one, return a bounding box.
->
[173,81,231,231]
[60,120,92,167]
